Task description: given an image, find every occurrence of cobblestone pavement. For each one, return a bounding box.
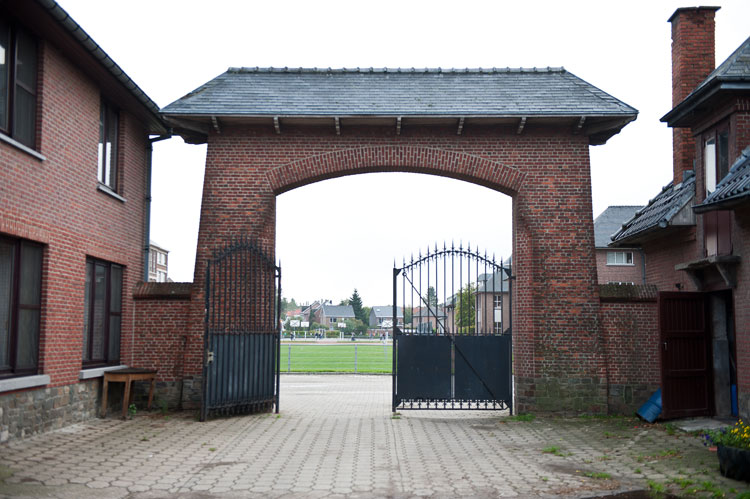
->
[1,375,750,498]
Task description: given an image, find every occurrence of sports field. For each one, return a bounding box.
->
[279,343,392,373]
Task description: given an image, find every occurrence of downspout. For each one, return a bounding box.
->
[143,133,172,282]
[640,248,647,285]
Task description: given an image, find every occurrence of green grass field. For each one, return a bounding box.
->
[279,343,392,373]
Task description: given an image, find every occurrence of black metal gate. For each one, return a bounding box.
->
[392,243,512,411]
[201,239,281,421]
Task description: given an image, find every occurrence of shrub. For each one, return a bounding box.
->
[703,420,750,450]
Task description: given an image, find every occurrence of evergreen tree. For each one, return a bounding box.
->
[425,286,438,308]
[350,289,365,322]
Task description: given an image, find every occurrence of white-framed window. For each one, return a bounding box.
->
[329,317,336,323]
[156,270,167,282]
[157,252,166,266]
[493,295,502,309]
[98,100,119,190]
[494,322,502,334]
[606,251,633,266]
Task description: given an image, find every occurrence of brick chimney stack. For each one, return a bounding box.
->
[668,6,720,185]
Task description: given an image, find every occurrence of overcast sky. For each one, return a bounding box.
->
[58,0,750,306]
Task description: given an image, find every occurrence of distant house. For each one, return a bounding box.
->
[593,206,644,284]
[474,271,511,335]
[369,306,404,328]
[319,304,355,329]
[148,240,169,282]
[410,306,447,334]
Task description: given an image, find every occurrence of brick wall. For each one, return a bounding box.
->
[0,37,150,437]
[641,230,699,291]
[595,248,645,284]
[733,206,750,418]
[599,284,660,414]
[191,125,606,413]
[131,283,199,409]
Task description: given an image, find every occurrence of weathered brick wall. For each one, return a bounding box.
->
[733,206,750,418]
[131,283,199,409]
[599,284,660,414]
[595,249,645,284]
[641,231,699,291]
[191,125,606,413]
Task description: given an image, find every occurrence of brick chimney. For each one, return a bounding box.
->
[668,6,720,185]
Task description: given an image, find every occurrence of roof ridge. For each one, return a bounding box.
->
[227,66,567,74]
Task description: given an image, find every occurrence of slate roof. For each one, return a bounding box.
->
[162,67,637,118]
[610,174,695,244]
[320,304,355,318]
[371,306,404,319]
[663,36,750,126]
[696,147,750,212]
[476,272,510,293]
[593,206,644,247]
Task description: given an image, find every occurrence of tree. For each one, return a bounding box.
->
[361,306,371,326]
[349,289,366,323]
[425,286,438,309]
[455,284,476,334]
[404,306,412,324]
[343,318,367,336]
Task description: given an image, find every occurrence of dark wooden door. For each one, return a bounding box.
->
[659,292,713,419]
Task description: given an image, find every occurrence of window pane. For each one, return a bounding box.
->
[106,107,118,189]
[98,105,106,184]
[0,241,14,369]
[15,28,36,90]
[92,263,107,361]
[19,243,41,306]
[110,265,121,314]
[606,252,615,264]
[625,252,633,265]
[108,315,120,362]
[15,308,39,370]
[705,138,717,194]
[82,261,92,361]
[0,19,9,130]
[12,87,35,148]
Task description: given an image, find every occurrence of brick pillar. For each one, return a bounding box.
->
[668,7,719,185]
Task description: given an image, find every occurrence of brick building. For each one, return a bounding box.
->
[593,206,645,284]
[612,8,750,419]
[0,0,168,442]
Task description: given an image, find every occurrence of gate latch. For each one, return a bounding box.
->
[207,351,215,364]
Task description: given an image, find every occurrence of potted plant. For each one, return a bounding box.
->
[704,420,750,482]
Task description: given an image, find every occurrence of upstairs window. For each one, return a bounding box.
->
[607,251,633,266]
[493,295,502,309]
[82,258,122,366]
[98,100,119,190]
[0,18,37,149]
[0,236,42,378]
[705,126,729,195]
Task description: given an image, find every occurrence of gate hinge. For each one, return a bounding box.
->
[207,351,215,364]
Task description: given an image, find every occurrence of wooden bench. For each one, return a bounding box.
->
[100,368,158,419]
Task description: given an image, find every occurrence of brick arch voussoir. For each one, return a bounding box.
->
[266,146,525,196]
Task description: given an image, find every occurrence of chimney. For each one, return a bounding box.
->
[668,6,720,185]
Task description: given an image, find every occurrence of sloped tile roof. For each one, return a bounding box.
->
[692,36,750,94]
[321,304,355,318]
[476,271,510,293]
[371,306,404,318]
[593,206,644,247]
[162,67,637,118]
[696,147,750,212]
[610,174,695,244]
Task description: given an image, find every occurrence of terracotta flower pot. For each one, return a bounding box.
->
[717,445,750,482]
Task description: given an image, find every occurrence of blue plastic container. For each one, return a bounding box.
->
[637,388,662,423]
[732,384,738,417]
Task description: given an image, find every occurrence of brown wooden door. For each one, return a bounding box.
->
[659,292,713,419]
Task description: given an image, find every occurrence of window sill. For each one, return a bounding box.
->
[0,374,50,393]
[0,132,46,161]
[605,263,635,267]
[79,365,128,380]
[97,183,126,203]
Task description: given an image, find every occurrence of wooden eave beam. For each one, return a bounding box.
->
[334,117,341,135]
[211,116,221,134]
[574,116,586,134]
[273,116,281,134]
[396,116,402,136]
[456,117,465,136]
[516,117,527,135]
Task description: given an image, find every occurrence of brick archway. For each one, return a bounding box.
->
[187,126,608,413]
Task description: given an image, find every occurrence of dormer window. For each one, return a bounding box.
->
[0,19,38,149]
[704,126,729,195]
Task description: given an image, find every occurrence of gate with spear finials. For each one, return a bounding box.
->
[392,243,513,412]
